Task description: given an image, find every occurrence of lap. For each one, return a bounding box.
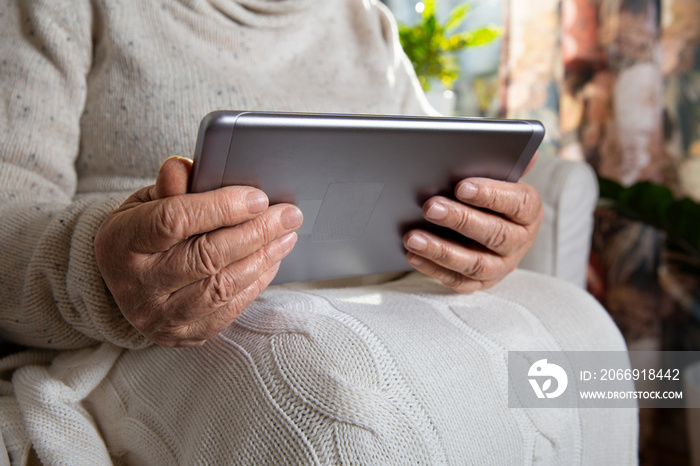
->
[82,270,636,465]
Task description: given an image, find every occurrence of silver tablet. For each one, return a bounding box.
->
[188,111,544,284]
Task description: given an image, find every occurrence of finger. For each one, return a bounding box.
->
[403,229,506,281]
[165,261,283,347]
[421,196,529,256]
[453,178,542,225]
[164,232,294,323]
[406,252,501,294]
[130,186,273,253]
[151,157,193,200]
[118,157,194,209]
[151,203,302,287]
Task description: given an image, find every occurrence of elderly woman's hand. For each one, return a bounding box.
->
[402,177,543,293]
[94,157,303,347]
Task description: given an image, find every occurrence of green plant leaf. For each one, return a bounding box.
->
[597,176,700,255]
[462,25,503,47]
[598,177,624,200]
[446,3,471,32]
[443,25,501,51]
[444,31,472,51]
[397,0,502,93]
[424,14,438,38]
[622,182,674,229]
[667,198,700,252]
[423,0,436,18]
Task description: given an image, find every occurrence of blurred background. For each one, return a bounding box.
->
[383,0,700,464]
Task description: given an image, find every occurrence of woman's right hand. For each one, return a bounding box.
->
[94,157,303,348]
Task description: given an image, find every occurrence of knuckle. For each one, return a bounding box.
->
[462,254,487,278]
[193,235,225,275]
[451,208,472,233]
[440,271,462,289]
[485,221,509,251]
[154,197,187,239]
[481,185,499,208]
[433,241,453,264]
[258,242,279,267]
[214,189,246,222]
[514,185,541,223]
[246,212,280,247]
[206,270,240,306]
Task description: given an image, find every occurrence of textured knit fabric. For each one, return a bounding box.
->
[0,0,428,350]
[0,0,637,464]
[3,271,638,465]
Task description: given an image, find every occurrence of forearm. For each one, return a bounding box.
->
[0,1,151,349]
[0,184,151,349]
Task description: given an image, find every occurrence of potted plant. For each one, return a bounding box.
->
[597,177,700,256]
[597,176,700,321]
[398,0,502,113]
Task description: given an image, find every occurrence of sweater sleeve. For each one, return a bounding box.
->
[0,1,151,349]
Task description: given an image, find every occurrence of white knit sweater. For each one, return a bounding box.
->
[0,1,637,464]
[0,0,428,350]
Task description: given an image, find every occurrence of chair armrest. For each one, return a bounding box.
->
[518,154,599,288]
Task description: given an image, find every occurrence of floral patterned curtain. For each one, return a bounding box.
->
[499,1,700,459]
[500,0,700,350]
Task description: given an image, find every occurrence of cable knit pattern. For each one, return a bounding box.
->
[0,1,637,464]
[2,270,636,465]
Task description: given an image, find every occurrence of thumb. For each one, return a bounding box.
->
[152,157,193,200]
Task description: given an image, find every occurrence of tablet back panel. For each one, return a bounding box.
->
[189,111,544,284]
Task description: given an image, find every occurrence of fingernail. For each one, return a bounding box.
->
[457,182,478,200]
[407,233,428,251]
[246,191,268,214]
[408,254,424,266]
[277,232,297,254]
[425,203,448,221]
[281,207,303,230]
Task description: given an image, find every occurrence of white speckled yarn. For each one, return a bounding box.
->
[0,1,637,464]
[0,0,428,350]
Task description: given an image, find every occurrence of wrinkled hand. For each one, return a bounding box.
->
[94,157,303,347]
[403,175,543,293]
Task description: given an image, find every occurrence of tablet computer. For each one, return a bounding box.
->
[188,111,544,284]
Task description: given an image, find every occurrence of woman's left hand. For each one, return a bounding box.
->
[402,177,543,293]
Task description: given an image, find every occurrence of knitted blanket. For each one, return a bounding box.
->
[2,271,637,464]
